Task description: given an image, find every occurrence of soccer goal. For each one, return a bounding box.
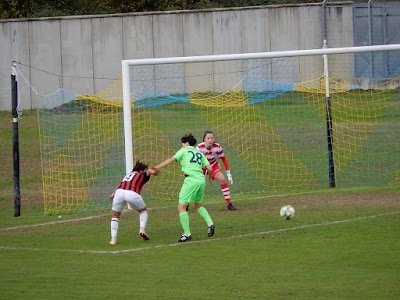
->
[121,44,400,195]
[39,44,400,214]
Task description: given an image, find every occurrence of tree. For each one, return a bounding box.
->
[0,0,318,19]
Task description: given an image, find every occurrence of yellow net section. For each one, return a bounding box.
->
[39,90,124,215]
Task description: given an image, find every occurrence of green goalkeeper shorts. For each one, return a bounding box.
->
[178,177,206,204]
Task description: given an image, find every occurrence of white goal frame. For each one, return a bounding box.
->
[121,44,400,173]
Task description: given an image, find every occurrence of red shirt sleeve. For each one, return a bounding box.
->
[220,156,229,171]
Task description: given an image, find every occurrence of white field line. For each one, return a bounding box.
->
[0,191,321,232]
[0,212,398,255]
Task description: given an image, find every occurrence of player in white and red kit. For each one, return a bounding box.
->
[196,131,236,210]
[109,160,158,245]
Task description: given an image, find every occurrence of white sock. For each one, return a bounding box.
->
[111,218,119,239]
[139,210,148,232]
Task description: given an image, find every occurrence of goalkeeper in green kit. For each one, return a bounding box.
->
[155,133,215,242]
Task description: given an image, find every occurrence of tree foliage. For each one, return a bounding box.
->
[0,0,318,19]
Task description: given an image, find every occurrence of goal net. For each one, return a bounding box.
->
[39,44,400,214]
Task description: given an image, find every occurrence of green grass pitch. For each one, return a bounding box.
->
[0,109,399,299]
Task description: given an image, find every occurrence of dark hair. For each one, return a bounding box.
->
[203,130,214,142]
[132,160,148,172]
[181,133,197,146]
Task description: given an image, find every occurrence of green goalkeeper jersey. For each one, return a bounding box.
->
[174,146,209,180]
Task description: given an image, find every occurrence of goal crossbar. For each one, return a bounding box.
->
[122,44,400,66]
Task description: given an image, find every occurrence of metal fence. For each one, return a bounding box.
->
[324,0,400,78]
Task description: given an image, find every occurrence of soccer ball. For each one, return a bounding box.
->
[280,205,295,219]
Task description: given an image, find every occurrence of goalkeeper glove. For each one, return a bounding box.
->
[226,170,233,185]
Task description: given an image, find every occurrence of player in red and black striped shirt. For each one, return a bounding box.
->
[109,160,158,245]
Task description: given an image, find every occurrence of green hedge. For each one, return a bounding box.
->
[1,0,319,19]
